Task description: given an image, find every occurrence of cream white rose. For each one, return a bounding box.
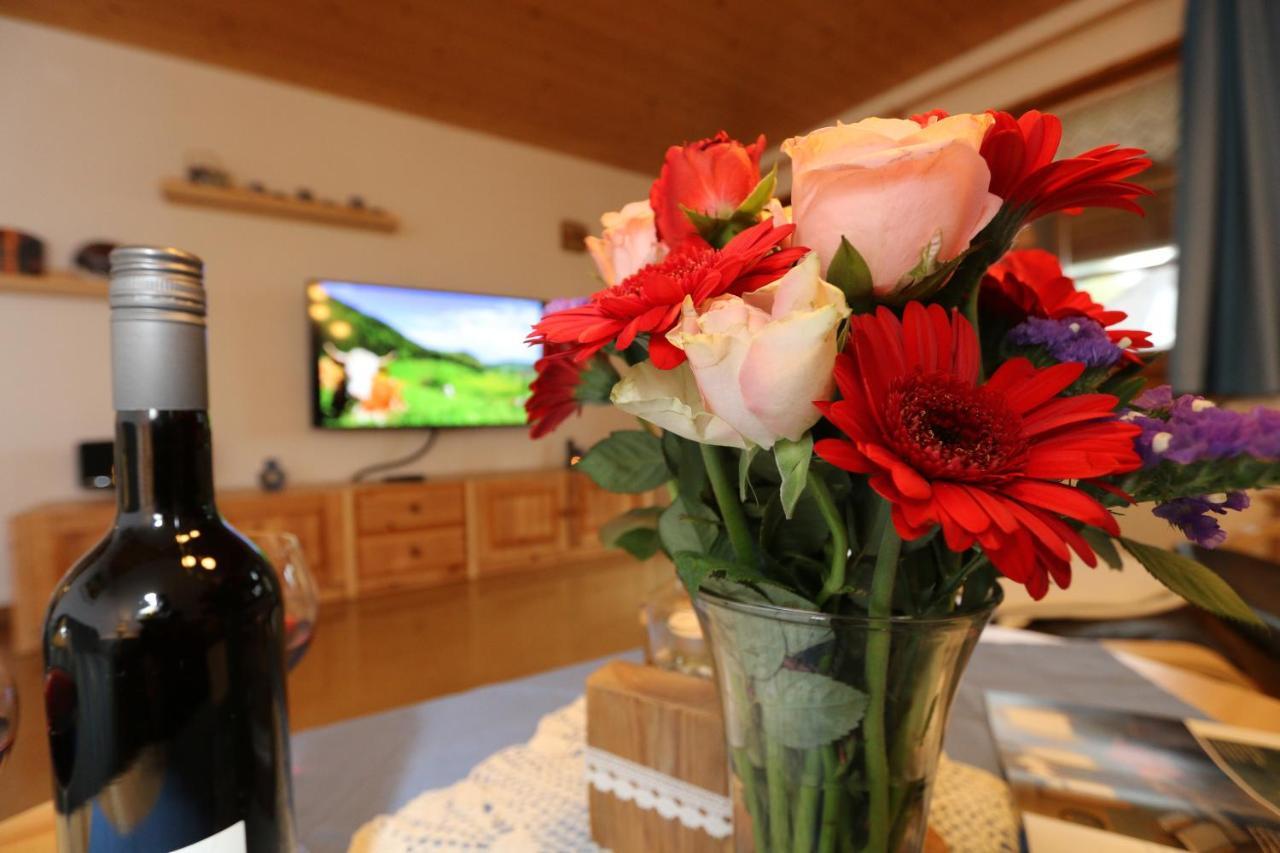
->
[655,252,850,448]
[611,360,747,448]
[782,114,1001,295]
[584,200,667,286]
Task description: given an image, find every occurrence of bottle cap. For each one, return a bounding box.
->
[109,246,206,317]
[108,245,209,410]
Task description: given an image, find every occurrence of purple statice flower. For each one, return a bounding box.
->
[1152,491,1250,549]
[1006,315,1123,368]
[1244,406,1280,459]
[1126,386,1277,466]
[1131,385,1174,412]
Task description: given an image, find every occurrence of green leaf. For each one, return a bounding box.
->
[572,355,621,404]
[681,205,719,231]
[1079,526,1123,570]
[599,506,664,558]
[758,670,868,749]
[756,582,819,611]
[760,491,829,561]
[674,551,739,597]
[774,435,813,519]
[1120,538,1263,627]
[615,528,660,560]
[826,237,874,313]
[734,165,777,218]
[576,430,670,493]
[739,445,760,502]
[659,496,719,556]
[888,243,976,305]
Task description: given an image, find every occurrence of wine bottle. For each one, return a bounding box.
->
[43,247,296,852]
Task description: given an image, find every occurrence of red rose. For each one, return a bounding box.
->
[649,131,766,249]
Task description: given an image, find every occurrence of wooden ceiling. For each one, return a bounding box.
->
[2,0,1065,173]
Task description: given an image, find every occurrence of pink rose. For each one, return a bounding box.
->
[782,114,1001,296]
[584,201,667,286]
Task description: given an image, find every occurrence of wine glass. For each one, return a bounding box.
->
[246,531,319,670]
[0,657,14,771]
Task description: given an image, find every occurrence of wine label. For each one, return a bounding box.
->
[170,821,247,853]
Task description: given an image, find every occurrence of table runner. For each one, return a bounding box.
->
[292,634,1200,852]
[347,698,1020,852]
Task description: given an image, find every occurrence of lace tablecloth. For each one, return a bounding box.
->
[349,698,1018,852]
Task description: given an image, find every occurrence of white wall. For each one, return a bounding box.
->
[0,18,650,603]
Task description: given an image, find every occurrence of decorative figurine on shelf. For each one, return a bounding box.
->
[186,162,231,187]
[74,241,119,277]
[0,228,46,274]
[257,458,287,492]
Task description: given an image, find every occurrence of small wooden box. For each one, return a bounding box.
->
[586,661,732,853]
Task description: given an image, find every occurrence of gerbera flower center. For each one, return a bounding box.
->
[886,372,1028,481]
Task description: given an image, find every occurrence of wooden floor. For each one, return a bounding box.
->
[0,556,670,821]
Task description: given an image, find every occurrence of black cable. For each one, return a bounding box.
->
[350,429,439,483]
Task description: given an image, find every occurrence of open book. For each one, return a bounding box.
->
[986,691,1280,852]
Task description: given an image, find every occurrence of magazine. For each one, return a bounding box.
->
[985,691,1280,852]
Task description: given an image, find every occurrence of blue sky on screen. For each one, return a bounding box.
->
[322,281,542,366]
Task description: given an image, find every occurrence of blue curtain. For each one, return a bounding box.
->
[1171,0,1280,395]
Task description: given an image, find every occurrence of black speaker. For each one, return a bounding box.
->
[78,441,114,490]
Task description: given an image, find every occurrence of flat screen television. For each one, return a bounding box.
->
[308,279,543,429]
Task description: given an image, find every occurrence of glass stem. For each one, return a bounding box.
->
[864,518,901,852]
[700,443,754,563]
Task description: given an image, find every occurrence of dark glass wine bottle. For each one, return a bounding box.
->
[43,247,296,852]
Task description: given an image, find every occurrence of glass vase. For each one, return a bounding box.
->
[694,588,998,853]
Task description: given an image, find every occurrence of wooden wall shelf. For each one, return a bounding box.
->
[0,270,107,298]
[161,178,399,233]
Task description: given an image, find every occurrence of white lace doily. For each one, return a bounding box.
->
[349,698,1018,852]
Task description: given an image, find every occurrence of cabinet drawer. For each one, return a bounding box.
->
[357,528,466,591]
[355,483,465,535]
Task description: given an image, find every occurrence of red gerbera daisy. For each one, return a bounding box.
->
[526,346,585,439]
[528,219,805,369]
[980,110,1153,221]
[814,302,1142,599]
[911,109,1152,222]
[984,249,1152,362]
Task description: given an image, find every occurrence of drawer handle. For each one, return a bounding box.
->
[409,546,422,559]
[409,503,422,513]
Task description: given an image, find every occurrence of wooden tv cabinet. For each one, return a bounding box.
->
[9,469,660,654]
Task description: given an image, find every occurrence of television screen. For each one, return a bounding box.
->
[308,279,543,429]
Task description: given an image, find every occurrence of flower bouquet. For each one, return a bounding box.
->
[528,113,1279,852]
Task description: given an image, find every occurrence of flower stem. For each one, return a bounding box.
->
[811,476,850,607]
[765,738,792,852]
[700,443,755,563]
[818,746,841,853]
[963,282,985,382]
[931,551,989,610]
[864,518,901,853]
[793,749,823,853]
[733,747,768,853]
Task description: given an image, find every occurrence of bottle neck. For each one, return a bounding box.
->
[114,410,218,523]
